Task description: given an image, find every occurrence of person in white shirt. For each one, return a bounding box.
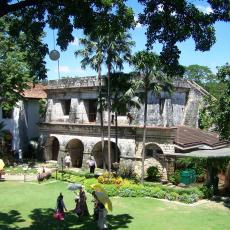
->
[64,154,71,168]
[86,156,96,173]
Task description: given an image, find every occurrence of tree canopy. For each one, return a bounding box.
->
[138,0,230,76]
[0,16,46,108]
[209,63,230,139]
[0,0,134,107]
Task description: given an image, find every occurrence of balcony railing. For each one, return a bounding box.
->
[45,112,97,124]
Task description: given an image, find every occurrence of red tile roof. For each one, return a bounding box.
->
[174,126,228,149]
[22,83,47,99]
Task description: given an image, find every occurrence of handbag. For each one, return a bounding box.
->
[53,211,64,221]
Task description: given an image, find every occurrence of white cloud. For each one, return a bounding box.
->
[197,5,213,14]
[134,16,142,29]
[59,65,71,73]
[70,37,79,46]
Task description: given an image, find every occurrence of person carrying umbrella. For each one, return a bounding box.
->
[0,159,5,180]
[91,184,113,229]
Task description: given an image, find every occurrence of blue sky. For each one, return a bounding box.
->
[44,1,230,80]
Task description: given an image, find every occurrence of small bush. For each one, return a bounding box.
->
[200,184,214,199]
[118,161,137,179]
[165,192,180,201]
[168,170,181,185]
[98,172,123,185]
[146,166,160,181]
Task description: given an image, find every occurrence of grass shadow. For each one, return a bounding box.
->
[0,210,25,230]
[13,208,134,230]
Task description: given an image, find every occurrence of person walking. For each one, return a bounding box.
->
[64,154,71,168]
[86,156,96,174]
[55,193,67,221]
[78,187,89,217]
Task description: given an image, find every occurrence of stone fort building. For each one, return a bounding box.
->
[40,77,224,178]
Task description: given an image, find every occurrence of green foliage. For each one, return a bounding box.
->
[98,172,123,185]
[146,166,160,181]
[176,157,206,181]
[198,106,214,130]
[118,161,137,179]
[138,1,229,76]
[168,170,181,185]
[208,63,230,139]
[54,170,204,203]
[38,99,47,119]
[184,65,214,85]
[132,50,173,183]
[200,184,214,199]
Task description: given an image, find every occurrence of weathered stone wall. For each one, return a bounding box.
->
[45,77,206,128]
[182,87,204,128]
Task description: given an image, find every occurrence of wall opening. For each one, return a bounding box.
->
[66,139,84,168]
[45,136,59,161]
[91,141,120,169]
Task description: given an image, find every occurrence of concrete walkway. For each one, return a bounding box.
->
[2,174,37,181]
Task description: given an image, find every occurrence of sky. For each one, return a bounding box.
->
[44,0,230,80]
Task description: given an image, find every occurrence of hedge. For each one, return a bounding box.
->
[53,171,204,204]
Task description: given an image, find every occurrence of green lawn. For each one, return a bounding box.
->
[0,181,229,230]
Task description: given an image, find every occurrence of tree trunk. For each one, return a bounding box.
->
[224,161,230,193]
[141,86,148,184]
[115,111,118,162]
[107,63,111,173]
[98,64,106,171]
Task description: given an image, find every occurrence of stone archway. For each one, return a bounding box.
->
[45,136,60,161]
[91,141,120,169]
[144,143,166,178]
[66,139,84,168]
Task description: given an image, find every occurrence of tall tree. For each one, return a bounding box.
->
[0,16,46,109]
[138,0,230,76]
[184,65,214,85]
[109,72,140,162]
[132,50,172,183]
[0,1,134,107]
[75,36,106,170]
[209,63,230,140]
[76,6,134,171]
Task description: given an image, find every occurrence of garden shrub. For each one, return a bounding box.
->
[168,170,181,185]
[155,190,166,199]
[53,170,204,204]
[200,184,214,199]
[165,192,180,201]
[178,193,199,204]
[146,166,161,181]
[98,172,123,185]
[118,160,136,179]
[101,184,119,196]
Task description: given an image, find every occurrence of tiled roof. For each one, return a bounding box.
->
[22,83,47,99]
[174,126,228,149]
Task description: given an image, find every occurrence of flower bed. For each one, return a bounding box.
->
[53,171,204,204]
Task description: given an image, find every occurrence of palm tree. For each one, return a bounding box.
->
[75,36,106,170]
[104,32,134,172]
[76,32,134,172]
[109,72,140,162]
[132,50,172,183]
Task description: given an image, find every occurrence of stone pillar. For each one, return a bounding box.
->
[69,98,79,123]
[58,145,67,168]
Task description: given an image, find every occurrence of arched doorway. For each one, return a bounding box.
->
[66,139,84,168]
[92,141,120,169]
[45,136,59,160]
[144,143,165,178]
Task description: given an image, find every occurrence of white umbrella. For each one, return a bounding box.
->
[67,183,82,191]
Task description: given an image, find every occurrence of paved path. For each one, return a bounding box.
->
[2,174,37,181]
